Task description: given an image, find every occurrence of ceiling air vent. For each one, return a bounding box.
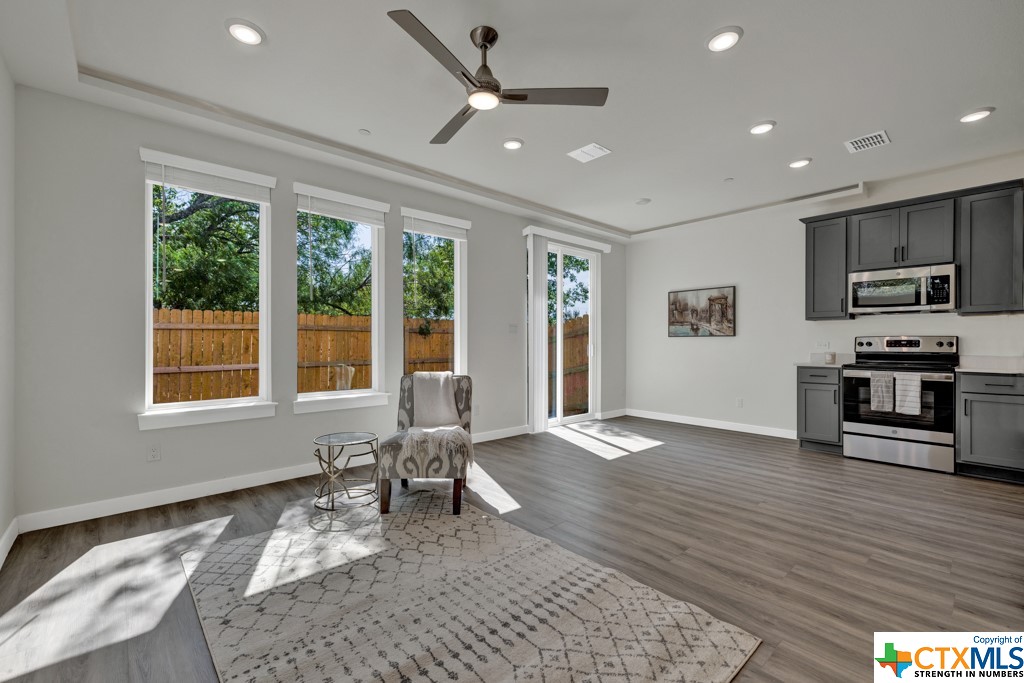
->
[844,130,891,153]
[567,143,611,163]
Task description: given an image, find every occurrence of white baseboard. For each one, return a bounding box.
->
[596,409,627,420]
[625,408,797,440]
[17,454,375,533]
[0,516,18,570]
[473,425,528,443]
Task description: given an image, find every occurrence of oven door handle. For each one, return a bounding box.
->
[842,370,954,382]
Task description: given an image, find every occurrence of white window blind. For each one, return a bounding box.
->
[293,182,390,228]
[141,148,275,204]
[401,207,471,240]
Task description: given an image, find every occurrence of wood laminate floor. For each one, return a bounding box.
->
[1,416,1022,682]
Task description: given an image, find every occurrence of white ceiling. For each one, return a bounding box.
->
[2,0,1023,234]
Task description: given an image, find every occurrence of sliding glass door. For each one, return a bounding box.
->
[547,246,593,425]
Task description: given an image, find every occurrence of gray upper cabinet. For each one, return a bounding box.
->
[900,199,955,266]
[849,209,898,271]
[959,188,1024,314]
[849,200,954,271]
[805,217,848,320]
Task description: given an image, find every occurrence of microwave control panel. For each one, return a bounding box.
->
[928,276,952,304]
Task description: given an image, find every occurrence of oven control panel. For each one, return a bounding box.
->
[854,335,958,352]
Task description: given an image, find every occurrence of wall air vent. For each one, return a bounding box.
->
[844,130,891,153]
[567,143,611,163]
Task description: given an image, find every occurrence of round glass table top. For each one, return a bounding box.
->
[313,431,378,447]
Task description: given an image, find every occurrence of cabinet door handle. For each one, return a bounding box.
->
[894,246,898,263]
[902,245,906,261]
[840,297,845,313]
[964,399,969,417]
[834,389,838,405]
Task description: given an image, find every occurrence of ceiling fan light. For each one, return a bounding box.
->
[226,19,265,46]
[468,89,500,110]
[707,26,743,52]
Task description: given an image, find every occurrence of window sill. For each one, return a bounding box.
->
[138,401,278,431]
[293,391,391,414]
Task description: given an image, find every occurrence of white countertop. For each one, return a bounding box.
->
[955,355,1024,375]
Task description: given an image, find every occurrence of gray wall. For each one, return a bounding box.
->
[13,86,626,516]
[0,55,14,534]
[626,151,1024,433]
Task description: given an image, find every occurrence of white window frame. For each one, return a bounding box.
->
[138,149,277,430]
[292,183,390,414]
[401,208,470,375]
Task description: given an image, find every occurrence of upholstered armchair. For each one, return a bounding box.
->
[378,374,473,515]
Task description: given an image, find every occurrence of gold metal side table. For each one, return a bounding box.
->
[312,432,379,511]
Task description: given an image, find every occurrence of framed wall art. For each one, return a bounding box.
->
[668,286,735,337]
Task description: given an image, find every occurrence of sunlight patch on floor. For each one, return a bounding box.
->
[550,425,630,459]
[566,421,663,453]
[0,516,232,681]
[467,464,521,514]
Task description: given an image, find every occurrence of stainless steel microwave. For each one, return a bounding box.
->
[848,264,956,314]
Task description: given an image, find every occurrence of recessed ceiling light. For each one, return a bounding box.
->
[635,198,652,205]
[358,129,372,136]
[960,107,995,123]
[789,158,812,169]
[502,138,524,150]
[226,19,265,46]
[749,120,776,135]
[707,26,743,52]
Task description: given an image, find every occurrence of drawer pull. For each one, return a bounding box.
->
[810,374,828,377]
[984,383,1014,387]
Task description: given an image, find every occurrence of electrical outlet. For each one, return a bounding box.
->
[147,444,162,462]
[815,340,831,349]
[736,398,744,408]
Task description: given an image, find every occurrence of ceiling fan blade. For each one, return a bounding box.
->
[501,88,609,106]
[387,10,480,89]
[431,105,477,144]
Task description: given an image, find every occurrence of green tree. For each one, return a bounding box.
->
[152,186,260,311]
[548,253,590,323]
[403,232,455,322]
[296,211,372,315]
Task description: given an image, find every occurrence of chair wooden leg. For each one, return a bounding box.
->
[379,478,391,514]
[452,478,465,515]
[400,478,409,489]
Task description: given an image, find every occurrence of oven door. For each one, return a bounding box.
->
[849,267,929,314]
[842,369,956,444]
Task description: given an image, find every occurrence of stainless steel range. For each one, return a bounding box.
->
[842,335,958,473]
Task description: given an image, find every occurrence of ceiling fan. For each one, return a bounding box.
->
[387,10,610,144]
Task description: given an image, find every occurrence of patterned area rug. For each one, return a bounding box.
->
[182,492,759,682]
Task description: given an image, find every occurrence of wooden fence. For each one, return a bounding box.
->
[153,309,589,410]
[153,309,454,404]
[549,315,590,417]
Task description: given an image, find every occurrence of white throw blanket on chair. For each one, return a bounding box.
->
[397,425,474,477]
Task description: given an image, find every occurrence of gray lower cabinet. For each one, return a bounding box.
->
[805,217,848,320]
[959,188,1024,313]
[797,368,841,449]
[957,373,1024,483]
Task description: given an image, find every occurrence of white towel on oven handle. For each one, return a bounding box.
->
[870,372,894,412]
[894,372,922,416]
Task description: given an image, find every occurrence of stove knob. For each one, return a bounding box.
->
[865,341,873,347]
[857,341,864,347]
[937,341,944,347]
[946,341,955,348]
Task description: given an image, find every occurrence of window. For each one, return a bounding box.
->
[294,183,387,410]
[401,208,469,375]
[140,149,276,429]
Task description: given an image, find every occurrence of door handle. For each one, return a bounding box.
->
[964,399,969,417]
[840,297,844,313]
[902,245,906,261]
[834,389,838,405]
[894,246,898,263]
